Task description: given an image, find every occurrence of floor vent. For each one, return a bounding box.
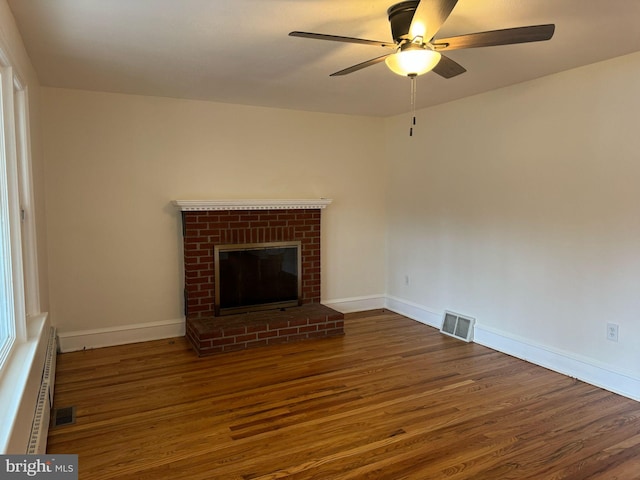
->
[440,311,475,342]
[51,406,76,427]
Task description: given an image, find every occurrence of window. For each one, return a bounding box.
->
[0,31,42,455]
[0,54,31,372]
[0,66,16,368]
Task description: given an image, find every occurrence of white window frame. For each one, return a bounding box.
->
[0,49,31,372]
[14,76,40,317]
[0,41,46,452]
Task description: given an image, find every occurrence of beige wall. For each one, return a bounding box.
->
[41,88,388,333]
[385,51,640,380]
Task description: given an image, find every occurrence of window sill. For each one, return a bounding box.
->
[0,312,49,453]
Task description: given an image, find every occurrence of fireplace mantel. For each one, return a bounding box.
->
[173,199,332,211]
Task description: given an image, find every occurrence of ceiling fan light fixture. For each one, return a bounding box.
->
[385,45,441,76]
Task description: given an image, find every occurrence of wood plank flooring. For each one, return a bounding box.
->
[47,310,640,479]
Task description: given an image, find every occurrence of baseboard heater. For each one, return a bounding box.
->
[27,327,57,454]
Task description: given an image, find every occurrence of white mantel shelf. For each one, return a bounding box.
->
[173,199,333,211]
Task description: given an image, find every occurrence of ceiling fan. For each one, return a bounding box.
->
[289,0,555,79]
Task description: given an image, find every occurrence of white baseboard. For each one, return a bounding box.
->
[382,296,640,402]
[384,296,442,328]
[473,324,640,402]
[323,295,386,313]
[57,318,186,353]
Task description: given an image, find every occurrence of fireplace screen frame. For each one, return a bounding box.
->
[214,240,302,316]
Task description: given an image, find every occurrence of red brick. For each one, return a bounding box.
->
[185,248,211,257]
[200,330,223,340]
[286,219,305,226]
[268,321,289,330]
[269,220,287,227]
[258,330,278,339]
[308,317,328,325]
[247,324,268,334]
[249,221,269,228]
[189,290,210,299]
[236,333,257,342]
[230,221,251,228]
[188,276,210,285]
[200,226,228,234]
[190,263,213,271]
[279,327,298,336]
[212,337,236,346]
[224,326,246,336]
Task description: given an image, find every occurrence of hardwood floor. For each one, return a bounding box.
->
[47,310,640,479]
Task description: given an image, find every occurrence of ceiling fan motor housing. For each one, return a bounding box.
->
[387,0,420,42]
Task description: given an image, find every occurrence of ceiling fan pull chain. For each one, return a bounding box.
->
[409,73,417,137]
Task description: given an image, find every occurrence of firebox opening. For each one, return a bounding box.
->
[214,241,302,316]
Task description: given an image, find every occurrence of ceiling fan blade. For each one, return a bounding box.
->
[330,54,392,76]
[409,0,459,42]
[433,24,555,51]
[289,31,395,49]
[432,54,466,79]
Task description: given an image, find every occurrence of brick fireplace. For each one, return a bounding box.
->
[174,199,344,355]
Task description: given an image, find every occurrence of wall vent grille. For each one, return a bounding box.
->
[440,311,475,342]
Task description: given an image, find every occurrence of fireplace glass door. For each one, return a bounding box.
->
[214,241,302,315]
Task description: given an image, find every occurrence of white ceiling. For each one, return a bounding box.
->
[7,0,640,117]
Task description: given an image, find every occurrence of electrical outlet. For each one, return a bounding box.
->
[606,323,619,342]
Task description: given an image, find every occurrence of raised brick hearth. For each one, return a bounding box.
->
[186,304,344,355]
[175,199,344,356]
